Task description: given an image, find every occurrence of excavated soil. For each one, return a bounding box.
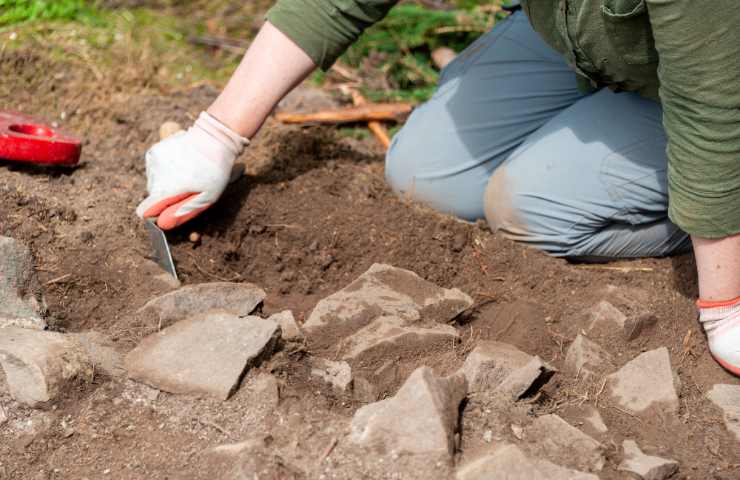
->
[1,38,739,480]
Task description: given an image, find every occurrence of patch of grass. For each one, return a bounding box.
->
[0,0,102,27]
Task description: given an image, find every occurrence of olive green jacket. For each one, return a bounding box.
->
[267,0,740,238]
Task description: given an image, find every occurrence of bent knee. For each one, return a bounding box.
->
[484,166,526,235]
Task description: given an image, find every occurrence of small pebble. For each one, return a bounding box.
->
[188,232,201,243]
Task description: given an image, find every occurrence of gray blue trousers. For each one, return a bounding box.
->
[385,11,691,259]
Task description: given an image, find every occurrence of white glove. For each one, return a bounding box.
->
[136,111,249,230]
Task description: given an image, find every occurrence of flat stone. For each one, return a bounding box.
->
[618,440,679,480]
[607,347,680,415]
[305,263,473,331]
[71,331,124,377]
[460,341,555,400]
[586,300,626,334]
[623,313,658,341]
[139,282,266,327]
[523,414,605,472]
[340,315,460,361]
[582,406,609,434]
[0,328,93,407]
[124,311,280,400]
[350,366,466,457]
[310,358,353,392]
[564,334,614,379]
[0,237,46,330]
[706,384,740,443]
[457,444,599,480]
[267,310,303,342]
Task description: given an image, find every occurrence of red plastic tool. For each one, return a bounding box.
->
[0,111,81,166]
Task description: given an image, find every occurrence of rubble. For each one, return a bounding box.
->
[0,236,46,330]
[267,310,303,342]
[618,440,679,480]
[310,358,353,392]
[71,331,124,377]
[125,312,280,400]
[456,444,599,480]
[606,347,680,415]
[564,334,614,379]
[706,384,740,442]
[586,300,626,335]
[350,366,466,457]
[139,282,266,327]
[523,414,605,472]
[459,341,555,399]
[0,328,92,407]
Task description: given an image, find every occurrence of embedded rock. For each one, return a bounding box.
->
[350,366,466,457]
[606,347,680,415]
[460,341,555,400]
[623,313,659,341]
[456,444,599,480]
[341,315,460,360]
[71,331,124,377]
[618,440,679,480]
[125,312,279,400]
[0,236,46,330]
[0,328,93,407]
[706,384,740,442]
[305,264,473,332]
[523,414,605,472]
[564,334,614,379]
[139,282,266,327]
[267,310,303,342]
[310,358,353,392]
[586,300,626,334]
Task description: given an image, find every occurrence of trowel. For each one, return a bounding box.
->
[143,163,245,280]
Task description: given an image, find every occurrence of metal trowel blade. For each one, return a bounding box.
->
[145,218,178,280]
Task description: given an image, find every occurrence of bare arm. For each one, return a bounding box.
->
[207,21,317,138]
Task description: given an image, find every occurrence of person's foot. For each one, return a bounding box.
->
[698,297,740,376]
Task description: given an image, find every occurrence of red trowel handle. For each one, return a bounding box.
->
[0,111,82,166]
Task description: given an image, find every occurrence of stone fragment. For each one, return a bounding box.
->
[125,312,279,400]
[341,315,460,360]
[310,358,353,392]
[267,310,303,342]
[353,376,378,403]
[305,263,473,331]
[350,366,466,457]
[618,440,679,480]
[523,414,605,472]
[582,407,608,434]
[460,341,555,399]
[456,444,599,480]
[564,334,614,378]
[0,236,46,330]
[706,384,740,442]
[586,300,626,334]
[606,347,680,415]
[623,313,658,341]
[0,328,93,407]
[71,331,124,377]
[140,282,266,327]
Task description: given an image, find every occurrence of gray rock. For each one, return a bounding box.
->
[305,263,473,331]
[310,358,353,392]
[124,311,280,400]
[460,341,555,399]
[139,282,266,327]
[607,347,680,415]
[523,414,605,472]
[706,384,740,443]
[586,300,626,334]
[71,331,124,377]
[623,313,659,341]
[618,440,679,480]
[350,366,466,457]
[0,237,46,330]
[267,310,303,342]
[457,444,599,480]
[564,334,614,379]
[340,315,460,360]
[582,406,609,434]
[353,376,378,403]
[0,328,93,407]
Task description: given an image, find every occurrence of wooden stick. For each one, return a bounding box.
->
[275,103,412,125]
[346,89,392,149]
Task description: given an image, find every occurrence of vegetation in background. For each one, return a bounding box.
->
[0,0,101,26]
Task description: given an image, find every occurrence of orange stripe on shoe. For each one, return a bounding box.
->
[157,199,212,231]
[714,355,740,377]
[141,192,197,218]
[697,295,740,309]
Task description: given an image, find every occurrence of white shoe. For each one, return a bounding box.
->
[699,299,740,376]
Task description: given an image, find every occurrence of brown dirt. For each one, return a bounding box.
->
[1,37,739,480]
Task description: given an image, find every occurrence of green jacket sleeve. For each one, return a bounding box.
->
[646,0,740,237]
[266,0,399,71]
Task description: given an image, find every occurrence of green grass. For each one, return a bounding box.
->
[0,0,102,27]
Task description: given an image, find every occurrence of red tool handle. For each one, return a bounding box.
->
[0,112,82,166]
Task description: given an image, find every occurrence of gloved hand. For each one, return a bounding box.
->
[135,111,249,230]
[699,297,740,376]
